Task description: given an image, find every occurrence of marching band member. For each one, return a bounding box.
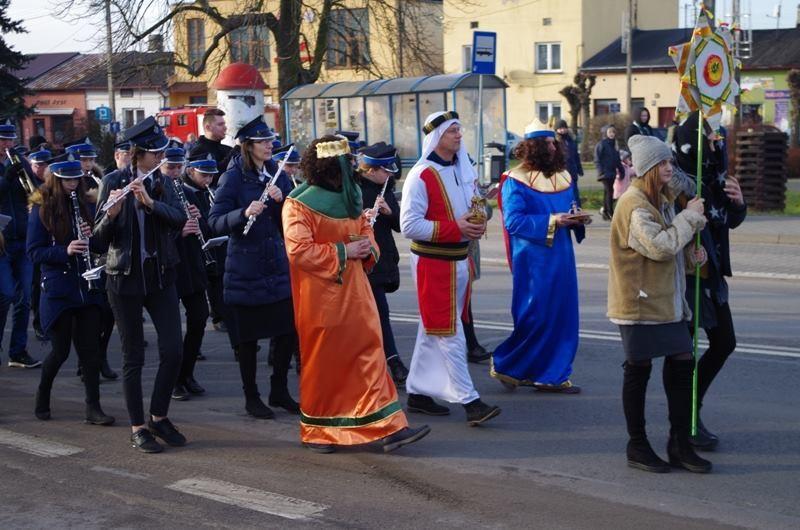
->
[357,141,409,386]
[399,111,501,426]
[0,119,40,368]
[283,135,429,453]
[94,117,188,453]
[27,156,114,425]
[161,145,210,401]
[208,116,299,419]
[28,148,51,342]
[66,139,104,195]
[272,144,301,184]
[104,141,132,175]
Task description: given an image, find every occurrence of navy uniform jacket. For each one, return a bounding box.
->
[359,176,401,291]
[26,199,104,333]
[1,156,36,242]
[208,154,293,307]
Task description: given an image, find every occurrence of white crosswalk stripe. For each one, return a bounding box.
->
[390,313,800,359]
[0,429,83,458]
[166,477,329,521]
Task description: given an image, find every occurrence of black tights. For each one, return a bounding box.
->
[178,290,209,384]
[39,306,102,405]
[601,179,614,216]
[237,332,297,399]
[693,302,736,406]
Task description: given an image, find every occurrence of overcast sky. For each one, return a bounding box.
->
[5,0,798,55]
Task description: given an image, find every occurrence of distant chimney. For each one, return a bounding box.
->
[148,34,164,52]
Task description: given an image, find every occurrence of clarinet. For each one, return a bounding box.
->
[207,186,216,207]
[70,191,100,292]
[172,178,216,267]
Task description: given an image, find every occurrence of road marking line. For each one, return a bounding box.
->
[398,253,800,280]
[0,429,83,458]
[165,477,329,521]
[91,466,149,480]
[389,313,800,359]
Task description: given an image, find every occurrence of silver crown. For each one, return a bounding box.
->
[67,153,76,162]
[206,154,214,161]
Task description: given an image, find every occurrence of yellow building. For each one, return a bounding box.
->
[442,0,678,135]
[169,0,443,109]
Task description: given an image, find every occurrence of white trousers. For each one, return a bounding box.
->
[405,255,480,404]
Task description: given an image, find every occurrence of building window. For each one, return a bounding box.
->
[536,102,561,123]
[33,118,46,138]
[189,95,208,104]
[542,17,552,25]
[535,42,561,72]
[123,109,145,128]
[326,8,370,69]
[631,97,645,113]
[229,24,271,70]
[187,18,205,70]
[120,89,134,98]
[594,99,619,116]
[462,45,473,72]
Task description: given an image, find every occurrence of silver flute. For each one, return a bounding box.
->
[368,179,390,228]
[207,186,216,206]
[70,191,101,291]
[100,161,163,212]
[4,148,37,196]
[242,145,295,236]
[172,177,216,267]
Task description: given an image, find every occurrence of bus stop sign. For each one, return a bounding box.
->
[471,31,497,75]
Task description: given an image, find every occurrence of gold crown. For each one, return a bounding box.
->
[316,139,350,159]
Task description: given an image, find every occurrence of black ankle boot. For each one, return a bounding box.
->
[85,402,115,426]
[663,357,712,473]
[689,417,719,451]
[622,362,670,473]
[268,375,300,415]
[245,395,275,419]
[35,388,51,420]
[100,360,118,380]
[387,356,409,386]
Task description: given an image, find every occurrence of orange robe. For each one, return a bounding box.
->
[282,192,408,446]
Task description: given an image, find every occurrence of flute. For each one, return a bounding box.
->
[172,178,216,267]
[4,148,37,196]
[242,145,295,236]
[368,178,390,228]
[100,161,163,212]
[70,191,101,291]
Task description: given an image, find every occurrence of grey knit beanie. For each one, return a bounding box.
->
[628,135,672,177]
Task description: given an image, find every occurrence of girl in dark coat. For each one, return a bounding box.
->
[594,125,624,220]
[208,116,299,419]
[357,142,409,386]
[671,112,747,450]
[27,158,114,425]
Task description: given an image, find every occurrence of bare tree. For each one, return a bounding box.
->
[59,0,444,99]
[559,73,596,160]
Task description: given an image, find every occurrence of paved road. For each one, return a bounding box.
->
[0,221,798,528]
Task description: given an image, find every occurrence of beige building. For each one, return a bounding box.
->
[170,0,443,107]
[442,0,678,135]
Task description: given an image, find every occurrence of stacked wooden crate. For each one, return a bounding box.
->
[735,129,788,211]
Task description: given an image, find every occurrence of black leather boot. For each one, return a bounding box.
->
[623,362,669,473]
[407,393,450,416]
[34,388,51,420]
[100,360,118,380]
[463,399,501,426]
[246,395,275,419]
[85,402,115,426]
[268,375,300,415]
[664,357,712,473]
[387,356,409,386]
[689,416,719,451]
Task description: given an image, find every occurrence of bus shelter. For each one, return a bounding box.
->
[282,73,507,173]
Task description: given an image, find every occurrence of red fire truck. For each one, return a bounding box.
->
[156,105,211,142]
[157,104,281,143]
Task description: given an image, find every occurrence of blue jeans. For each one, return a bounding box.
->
[0,239,33,356]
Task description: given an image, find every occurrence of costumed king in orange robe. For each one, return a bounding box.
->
[282,135,431,454]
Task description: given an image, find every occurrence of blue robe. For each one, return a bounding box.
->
[492,171,581,386]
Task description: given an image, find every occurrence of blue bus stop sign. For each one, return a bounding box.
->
[471,31,497,75]
[95,106,112,125]
[109,121,121,134]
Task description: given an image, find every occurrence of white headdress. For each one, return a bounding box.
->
[415,111,477,186]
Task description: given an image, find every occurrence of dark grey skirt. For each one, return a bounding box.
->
[618,321,692,362]
[232,297,295,345]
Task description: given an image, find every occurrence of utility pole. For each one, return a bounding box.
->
[105,0,116,129]
[732,0,742,129]
[625,0,634,114]
[397,0,404,77]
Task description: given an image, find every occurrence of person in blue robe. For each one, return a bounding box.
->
[491,121,587,394]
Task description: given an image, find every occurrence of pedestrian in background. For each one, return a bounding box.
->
[594,125,624,220]
[614,150,634,200]
[624,107,655,146]
[608,134,710,474]
[556,119,583,204]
